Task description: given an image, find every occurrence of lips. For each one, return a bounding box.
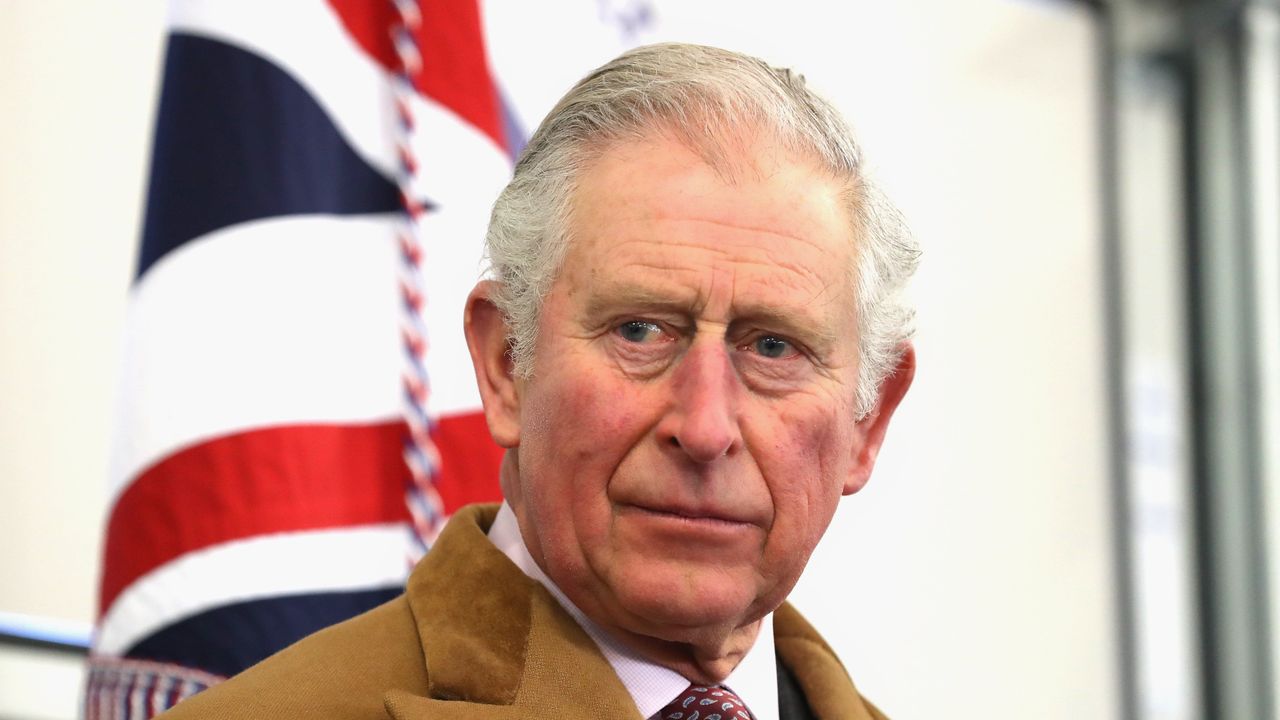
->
[620,500,759,527]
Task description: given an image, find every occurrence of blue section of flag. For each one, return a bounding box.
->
[123,587,401,678]
[137,33,403,280]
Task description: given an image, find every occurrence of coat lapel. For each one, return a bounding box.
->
[383,505,642,720]
[774,603,887,720]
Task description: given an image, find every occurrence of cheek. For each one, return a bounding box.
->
[519,370,646,513]
[567,375,641,437]
[532,375,643,462]
[519,371,654,573]
[762,402,855,538]
[745,404,852,607]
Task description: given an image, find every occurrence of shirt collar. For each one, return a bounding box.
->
[487,502,778,720]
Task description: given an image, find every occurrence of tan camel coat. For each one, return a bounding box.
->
[159,504,886,719]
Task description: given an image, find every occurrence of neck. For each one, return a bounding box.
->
[602,618,763,684]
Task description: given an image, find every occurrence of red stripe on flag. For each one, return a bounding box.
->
[99,414,504,618]
[99,423,410,618]
[432,411,505,511]
[327,0,507,153]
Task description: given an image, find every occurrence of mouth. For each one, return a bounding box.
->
[618,502,757,528]
[613,501,766,554]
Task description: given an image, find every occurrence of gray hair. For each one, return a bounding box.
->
[484,42,919,417]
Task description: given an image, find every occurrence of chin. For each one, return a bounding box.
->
[606,567,765,639]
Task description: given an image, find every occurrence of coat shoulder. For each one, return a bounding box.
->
[159,594,426,720]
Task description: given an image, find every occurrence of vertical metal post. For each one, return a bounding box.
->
[1243,2,1280,707]
[1105,0,1278,717]
[1181,2,1276,717]
[1106,3,1206,718]
[1097,8,1140,718]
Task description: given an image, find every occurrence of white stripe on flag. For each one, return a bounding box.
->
[94,522,415,655]
[111,215,405,497]
[403,90,513,213]
[111,212,491,499]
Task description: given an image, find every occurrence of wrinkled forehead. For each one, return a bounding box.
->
[560,127,863,283]
[559,132,861,324]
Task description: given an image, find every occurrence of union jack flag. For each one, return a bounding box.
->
[86,1,524,715]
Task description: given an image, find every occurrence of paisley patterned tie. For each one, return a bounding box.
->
[657,684,756,720]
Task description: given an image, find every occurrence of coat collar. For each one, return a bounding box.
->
[773,604,883,719]
[383,504,642,719]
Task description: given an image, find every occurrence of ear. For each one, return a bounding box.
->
[463,281,522,448]
[843,343,916,495]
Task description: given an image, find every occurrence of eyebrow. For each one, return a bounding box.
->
[582,283,692,316]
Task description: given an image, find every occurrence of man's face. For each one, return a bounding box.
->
[474,132,906,647]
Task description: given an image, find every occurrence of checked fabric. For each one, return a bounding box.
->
[657,684,756,720]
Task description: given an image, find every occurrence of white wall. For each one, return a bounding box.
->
[0,3,168,625]
[751,5,1119,718]
[0,3,169,714]
[0,2,1118,718]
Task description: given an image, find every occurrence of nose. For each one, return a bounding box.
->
[660,339,742,463]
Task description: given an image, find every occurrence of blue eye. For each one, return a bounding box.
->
[617,321,662,343]
[754,336,793,358]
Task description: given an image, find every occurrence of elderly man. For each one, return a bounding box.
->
[161,42,917,720]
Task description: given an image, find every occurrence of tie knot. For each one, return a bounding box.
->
[658,683,755,720]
